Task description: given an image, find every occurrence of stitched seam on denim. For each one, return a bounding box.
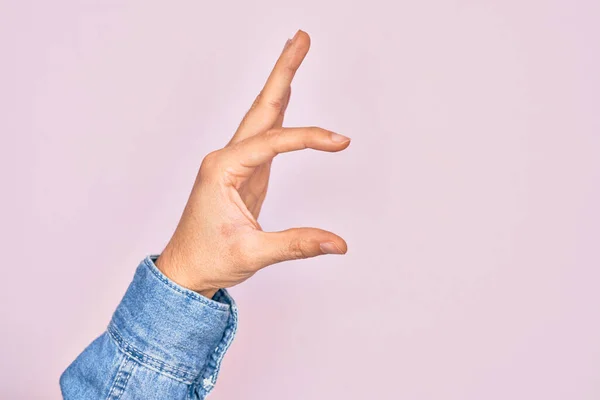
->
[127,353,195,386]
[196,293,238,397]
[107,323,196,384]
[105,356,125,400]
[196,316,237,397]
[116,359,134,399]
[144,257,230,312]
[106,356,135,400]
[107,324,194,383]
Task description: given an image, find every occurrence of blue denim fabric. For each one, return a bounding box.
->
[60,255,238,399]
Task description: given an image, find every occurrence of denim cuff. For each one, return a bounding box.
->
[108,255,238,395]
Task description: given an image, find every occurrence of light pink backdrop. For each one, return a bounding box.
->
[2,1,599,399]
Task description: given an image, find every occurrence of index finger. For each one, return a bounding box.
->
[227,127,350,174]
[229,30,311,144]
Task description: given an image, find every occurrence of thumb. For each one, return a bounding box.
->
[251,227,348,268]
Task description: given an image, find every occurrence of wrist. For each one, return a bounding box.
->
[155,248,218,299]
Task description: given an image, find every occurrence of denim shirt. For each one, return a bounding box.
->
[60,255,238,399]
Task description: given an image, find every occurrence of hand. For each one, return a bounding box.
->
[155,30,350,298]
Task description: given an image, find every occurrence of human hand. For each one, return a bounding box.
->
[155,30,350,298]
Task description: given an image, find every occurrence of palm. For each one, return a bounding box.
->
[238,160,272,220]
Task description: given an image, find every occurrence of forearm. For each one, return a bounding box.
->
[60,256,238,400]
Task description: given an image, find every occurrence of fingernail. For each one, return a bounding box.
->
[292,29,301,43]
[330,132,351,143]
[320,242,343,254]
[282,38,292,54]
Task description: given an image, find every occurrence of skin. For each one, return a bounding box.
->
[155,30,350,298]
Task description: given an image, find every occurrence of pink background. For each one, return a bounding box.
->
[2,1,599,399]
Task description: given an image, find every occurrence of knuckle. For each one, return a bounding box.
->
[288,238,309,259]
[308,126,325,135]
[199,150,222,176]
[265,97,285,111]
[283,64,297,78]
[233,236,261,270]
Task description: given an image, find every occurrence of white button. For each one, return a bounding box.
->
[202,377,214,389]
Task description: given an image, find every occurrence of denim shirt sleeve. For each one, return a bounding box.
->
[60,255,238,400]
